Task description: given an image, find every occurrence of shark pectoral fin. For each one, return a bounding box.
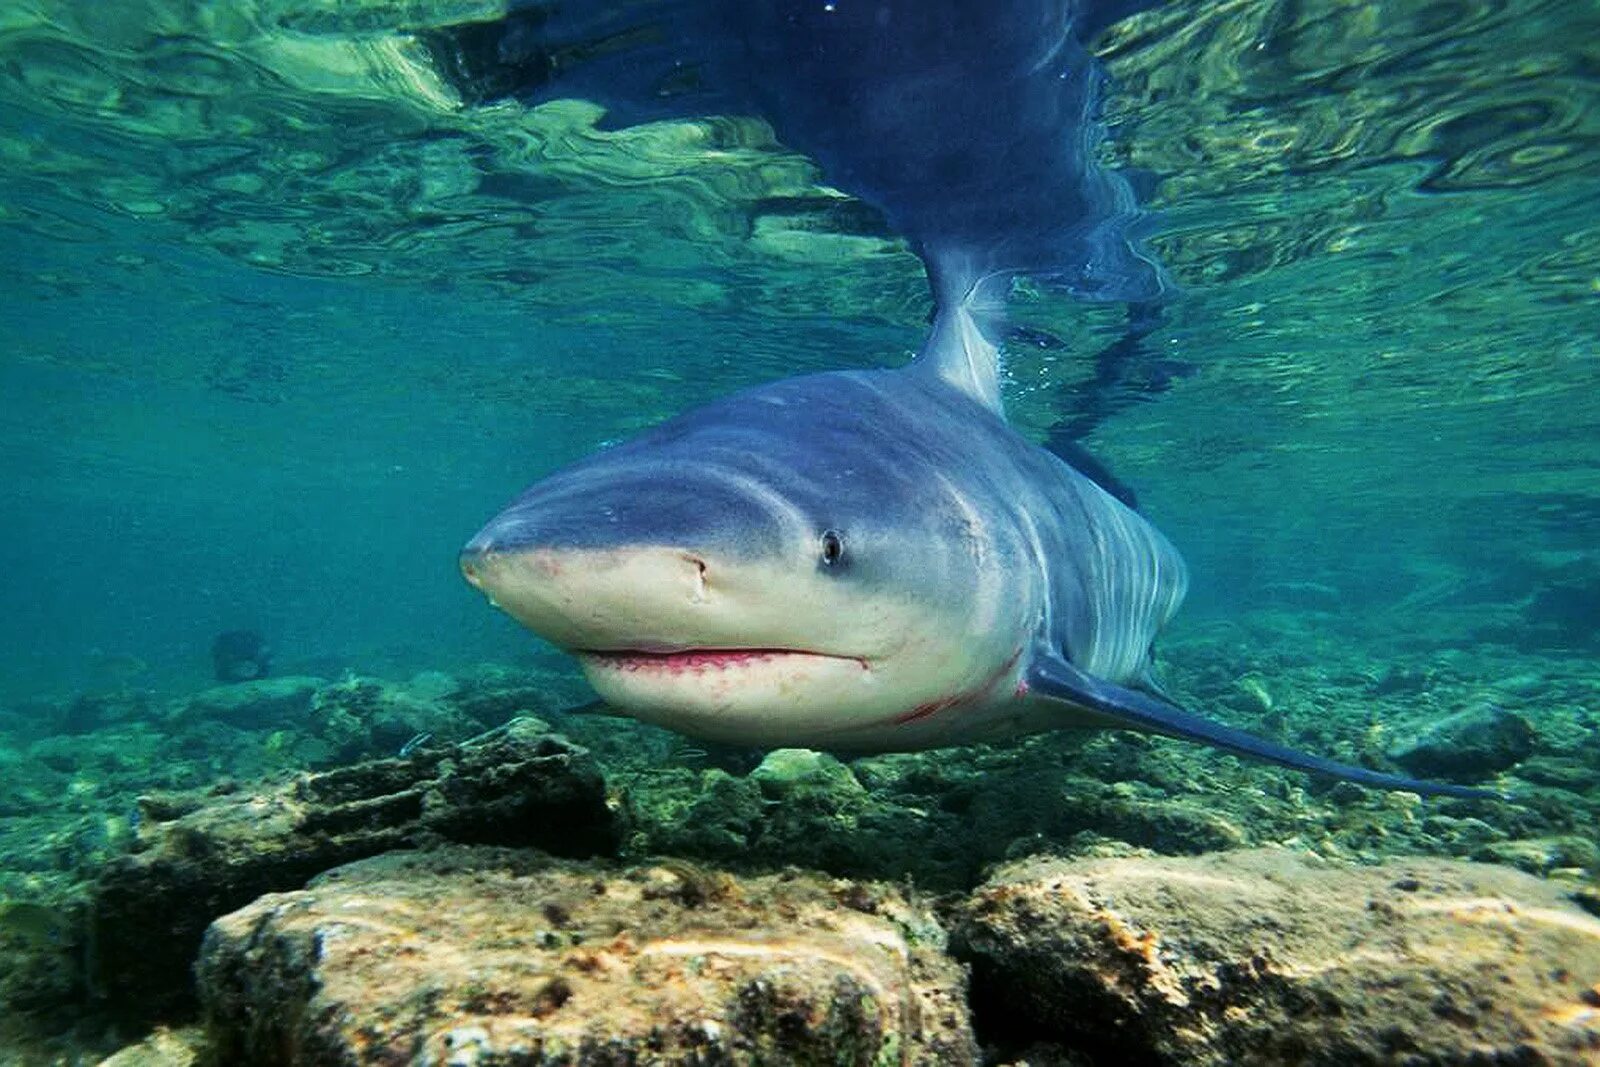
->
[1026,653,1504,801]
[1130,657,1174,701]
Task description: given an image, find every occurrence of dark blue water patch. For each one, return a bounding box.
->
[420,0,1167,302]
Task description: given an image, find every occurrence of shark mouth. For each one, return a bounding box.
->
[577,648,870,675]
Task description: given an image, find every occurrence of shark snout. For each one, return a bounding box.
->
[457,544,493,594]
[460,457,815,653]
[458,526,515,601]
[460,539,708,599]
[459,533,724,649]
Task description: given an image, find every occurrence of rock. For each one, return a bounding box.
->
[406,669,462,702]
[1574,885,1600,919]
[1473,835,1600,876]
[197,846,977,1066]
[1077,795,1249,854]
[1498,672,1549,699]
[1369,665,1431,696]
[1526,577,1600,646]
[53,690,155,734]
[0,899,83,1017]
[951,849,1600,1066]
[1386,703,1536,780]
[1420,813,1503,851]
[1229,676,1274,714]
[447,664,572,727]
[90,720,617,1020]
[749,748,866,800]
[95,1026,206,1066]
[627,756,1250,892]
[179,676,321,730]
[1514,756,1596,790]
[641,768,767,857]
[306,676,482,762]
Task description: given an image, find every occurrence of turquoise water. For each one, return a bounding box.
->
[2,0,1597,698]
[0,0,1598,1055]
[2,0,1595,701]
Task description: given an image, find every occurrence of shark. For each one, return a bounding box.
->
[455,0,1498,801]
[460,266,1493,800]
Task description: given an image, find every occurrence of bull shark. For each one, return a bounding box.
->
[461,266,1493,800]
[454,0,1498,800]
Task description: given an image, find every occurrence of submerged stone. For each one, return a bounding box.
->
[196,846,977,1066]
[1525,577,1600,646]
[95,1026,206,1066]
[179,676,321,730]
[1473,835,1600,877]
[1229,676,1274,714]
[1386,702,1536,781]
[1370,664,1432,696]
[306,675,483,762]
[951,849,1600,1066]
[89,720,616,1020]
[750,747,866,800]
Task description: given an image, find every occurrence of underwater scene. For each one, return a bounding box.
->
[2,0,1599,1063]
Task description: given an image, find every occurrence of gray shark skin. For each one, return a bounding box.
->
[461,304,1498,801]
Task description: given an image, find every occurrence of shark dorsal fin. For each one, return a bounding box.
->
[912,251,1007,415]
[918,303,1004,414]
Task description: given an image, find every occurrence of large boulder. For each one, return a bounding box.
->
[1386,703,1537,781]
[197,846,977,1065]
[90,720,616,1019]
[951,849,1600,1066]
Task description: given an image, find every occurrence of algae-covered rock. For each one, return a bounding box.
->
[1525,574,1600,646]
[306,675,483,762]
[630,748,1255,889]
[1370,664,1434,695]
[197,846,977,1066]
[1386,702,1536,780]
[179,676,322,730]
[52,690,157,735]
[0,899,84,1017]
[1080,794,1249,853]
[1228,676,1274,714]
[405,669,461,702]
[90,720,616,1020]
[446,663,576,727]
[952,849,1600,1066]
[750,747,866,800]
[95,1026,206,1066]
[1515,755,1597,791]
[1472,835,1600,876]
[1575,885,1600,919]
[638,767,768,857]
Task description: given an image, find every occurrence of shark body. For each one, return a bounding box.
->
[461,298,1496,800]
[455,0,1497,800]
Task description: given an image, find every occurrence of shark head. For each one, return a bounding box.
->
[460,371,1034,749]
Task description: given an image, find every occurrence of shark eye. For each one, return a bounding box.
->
[819,529,845,568]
